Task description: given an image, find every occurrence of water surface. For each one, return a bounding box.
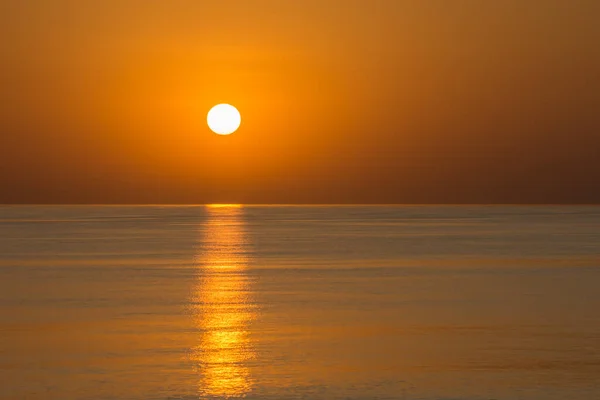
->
[0,205,599,399]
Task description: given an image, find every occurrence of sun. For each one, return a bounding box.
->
[207,104,241,135]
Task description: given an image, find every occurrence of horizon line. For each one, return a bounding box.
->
[1,203,599,207]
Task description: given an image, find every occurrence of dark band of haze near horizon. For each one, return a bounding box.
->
[1,1,599,204]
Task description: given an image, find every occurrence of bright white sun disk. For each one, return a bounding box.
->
[207,104,241,135]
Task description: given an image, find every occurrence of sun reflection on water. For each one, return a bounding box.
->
[191,205,256,398]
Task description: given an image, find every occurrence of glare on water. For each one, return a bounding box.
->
[191,206,256,397]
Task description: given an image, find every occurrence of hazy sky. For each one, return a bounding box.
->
[1,1,599,203]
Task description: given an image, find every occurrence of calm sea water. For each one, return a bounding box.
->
[0,205,599,400]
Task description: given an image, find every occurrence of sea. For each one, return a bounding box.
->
[0,205,599,400]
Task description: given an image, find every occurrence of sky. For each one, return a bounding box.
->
[1,0,599,204]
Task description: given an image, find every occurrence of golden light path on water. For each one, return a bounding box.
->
[191,205,256,398]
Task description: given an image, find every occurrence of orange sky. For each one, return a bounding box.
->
[1,1,599,203]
